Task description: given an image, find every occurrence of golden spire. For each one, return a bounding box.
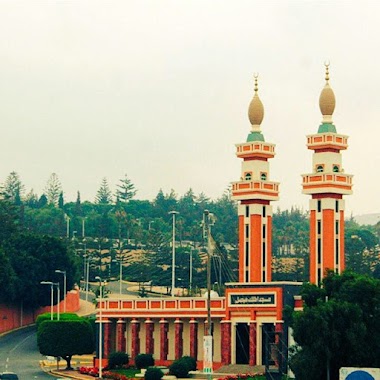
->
[319,61,336,123]
[248,73,264,130]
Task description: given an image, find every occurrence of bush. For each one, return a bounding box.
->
[145,367,164,380]
[179,356,197,371]
[36,312,80,328]
[135,353,154,369]
[169,360,189,378]
[108,351,129,369]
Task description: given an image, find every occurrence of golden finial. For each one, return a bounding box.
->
[248,73,264,127]
[324,60,330,82]
[319,61,335,122]
[254,72,259,93]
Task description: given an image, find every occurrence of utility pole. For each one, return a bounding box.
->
[203,210,214,375]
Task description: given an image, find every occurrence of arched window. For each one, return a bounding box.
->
[261,173,267,180]
[316,165,324,173]
[245,173,252,181]
[333,165,339,172]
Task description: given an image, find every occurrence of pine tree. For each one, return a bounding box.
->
[95,178,112,205]
[44,173,62,206]
[25,189,39,208]
[3,171,25,203]
[115,174,136,203]
[74,191,82,216]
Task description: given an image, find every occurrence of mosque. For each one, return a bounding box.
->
[95,64,352,372]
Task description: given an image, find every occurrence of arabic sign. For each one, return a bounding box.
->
[229,293,276,307]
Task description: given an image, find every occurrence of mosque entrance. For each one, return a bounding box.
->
[261,323,276,366]
[235,323,250,364]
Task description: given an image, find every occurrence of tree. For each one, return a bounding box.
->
[38,194,48,208]
[0,199,20,244]
[37,319,94,369]
[24,188,39,208]
[290,271,380,380]
[0,233,78,307]
[345,228,379,276]
[44,173,62,206]
[3,171,25,203]
[95,178,112,205]
[115,174,137,203]
[58,192,64,209]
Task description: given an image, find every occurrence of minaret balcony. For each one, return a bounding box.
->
[236,141,275,159]
[231,180,279,201]
[306,133,348,151]
[302,172,353,195]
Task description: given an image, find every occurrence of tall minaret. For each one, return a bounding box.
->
[302,64,353,285]
[231,75,279,283]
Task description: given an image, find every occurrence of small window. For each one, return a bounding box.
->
[245,205,249,218]
[245,172,252,181]
[261,172,267,180]
[263,206,266,217]
[335,200,339,213]
[333,165,339,173]
[317,200,322,213]
[317,220,321,235]
[316,165,324,173]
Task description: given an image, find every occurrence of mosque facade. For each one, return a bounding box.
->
[95,65,351,371]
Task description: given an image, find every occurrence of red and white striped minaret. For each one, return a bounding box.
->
[231,75,279,283]
[302,64,353,285]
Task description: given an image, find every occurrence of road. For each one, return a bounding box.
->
[0,326,52,379]
[80,279,139,299]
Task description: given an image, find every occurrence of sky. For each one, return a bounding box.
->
[0,0,379,216]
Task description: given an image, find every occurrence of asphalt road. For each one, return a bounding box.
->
[0,326,52,380]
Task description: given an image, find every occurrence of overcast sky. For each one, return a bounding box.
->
[0,0,379,216]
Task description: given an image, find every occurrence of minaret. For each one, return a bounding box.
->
[302,63,353,285]
[231,75,279,283]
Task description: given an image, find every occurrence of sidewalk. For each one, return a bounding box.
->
[41,355,95,380]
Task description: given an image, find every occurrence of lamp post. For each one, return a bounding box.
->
[95,276,103,379]
[55,282,60,321]
[82,217,86,238]
[169,211,179,297]
[55,270,66,313]
[189,249,193,295]
[65,214,70,238]
[40,281,54,320]
[85,253,91,311]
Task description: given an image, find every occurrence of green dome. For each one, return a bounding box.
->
[247,131,265,142]
[318,122,336,133]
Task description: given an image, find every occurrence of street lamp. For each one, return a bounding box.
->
[65,214,70,238]
[55,282,60,321]
[40,281,54,320]
[95,276,103,379]
[55,270,66,313]
[169,211,179,297]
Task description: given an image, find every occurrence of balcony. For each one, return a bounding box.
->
[236,141,275,159]
[302,172,353,195]
[98,296,227,318]
[306,133,348,151]
[231,180,279,201]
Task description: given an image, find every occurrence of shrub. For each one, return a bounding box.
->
[169,360,189,378]
[108,351,129,369]
[179,356,197,371]
[36,312,80,328]
[135,353,154,369]
[145,367,164,380]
